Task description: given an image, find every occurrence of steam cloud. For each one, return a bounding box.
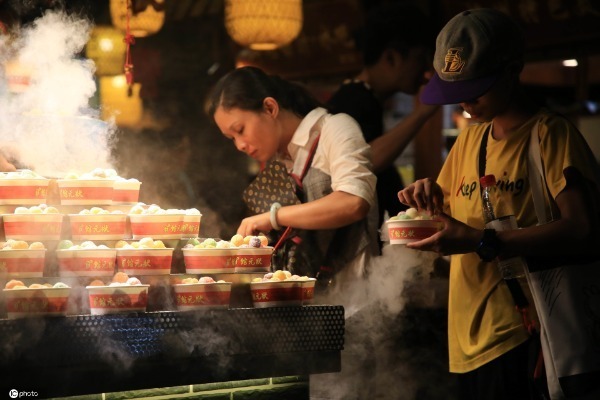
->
[0,10,115,177]
[313,245,452,400]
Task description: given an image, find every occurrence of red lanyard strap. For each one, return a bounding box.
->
[274,133,321,251]
[290,134,320,189]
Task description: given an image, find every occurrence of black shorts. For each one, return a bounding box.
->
[456,338,548,400]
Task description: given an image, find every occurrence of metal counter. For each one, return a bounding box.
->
[0,305,344,398]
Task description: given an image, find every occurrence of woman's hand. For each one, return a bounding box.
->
[406,212,482,255]
[397,177,444,215]
[237,212,272,236]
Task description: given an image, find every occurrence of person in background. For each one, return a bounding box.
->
[207,66,379,299]
[397,8,600,400]
[327,2,439,233]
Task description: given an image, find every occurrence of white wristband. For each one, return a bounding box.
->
[270,202,282,231]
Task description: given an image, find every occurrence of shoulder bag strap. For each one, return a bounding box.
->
[290,115,325,188]
[527,121,553,224]
[274,115,324,251]
[478,123,530,309]
[290,133,321,188]
[478,124,491,180]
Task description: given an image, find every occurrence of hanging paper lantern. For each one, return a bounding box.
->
[110,0,165,37]
[86,26,126,76]
[225,0,303,51]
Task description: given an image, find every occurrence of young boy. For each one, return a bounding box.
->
[398,8,600,400]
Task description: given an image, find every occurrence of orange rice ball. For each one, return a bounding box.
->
[243,235,253,245]
[28,241,45,250]
[5,279,25,289]
[230,234,244,247]
[258,235,269,247]
[115,240,129,249]
[112,272,129,283]
[272,270,287,281]
[11,240,29,250]
[29,283,45,289]
[88,279,105,287]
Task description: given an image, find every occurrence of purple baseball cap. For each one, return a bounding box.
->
[421,9,524,105]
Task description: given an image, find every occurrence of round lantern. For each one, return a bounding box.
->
[86,26,126,76]
[225,0,303,50]
[110,0,165,37]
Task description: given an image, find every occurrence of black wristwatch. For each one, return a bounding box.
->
[476,229,502,262]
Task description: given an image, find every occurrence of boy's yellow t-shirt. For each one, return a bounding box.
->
[438,110,600,373]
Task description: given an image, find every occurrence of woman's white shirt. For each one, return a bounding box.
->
[286,107,377,207]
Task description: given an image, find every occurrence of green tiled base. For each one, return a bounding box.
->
[48,395,102,400]
[193,378,269,392]
[232,384,308,400]
[52,377,309,400]
[185,394,230,400]
[272,376,308,384]
[104,385,189,399]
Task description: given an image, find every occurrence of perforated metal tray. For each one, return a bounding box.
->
[0,306,345,366]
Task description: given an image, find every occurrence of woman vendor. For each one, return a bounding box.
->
[207,66,379,300]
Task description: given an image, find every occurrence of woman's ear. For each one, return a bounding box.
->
[263,97,279,119]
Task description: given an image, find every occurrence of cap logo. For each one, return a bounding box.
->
[442,48,465,74]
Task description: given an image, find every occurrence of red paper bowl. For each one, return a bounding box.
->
[386,219,442,245]
[181,214,201,238]
[0,249,46,278]
[0,178,49,205]
[57,179,114,205]
[250,280,303,308]
[113,180,141,204]
[3,287,70,319]
[182,248,236,274]
[129,214,184,240]
[301,278,317,305]
[233,247,273,273]
[3,213,63,241]
[86,284,149,315]
[115,248,173,275]
[68,213,127,241]
[173,282,232,311]
[56,248,117,277]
